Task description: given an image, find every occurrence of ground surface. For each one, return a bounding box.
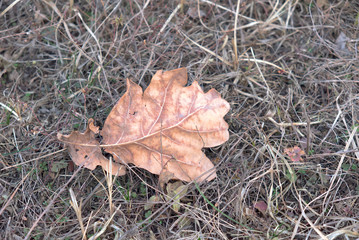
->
[1,0,359,239]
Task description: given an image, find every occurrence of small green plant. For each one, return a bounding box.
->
[140,182,147,196]
[72,123,80,129]
[285,169,297,183]
[55,214,69,223]
[342,163,358,171]
[116,182,137,201]
[144,210,152,219]
[39,161,48,171]
[0,111,11,126]
[22,92,33,101]
[131,191,138,198]
[50,160,68,173]
[46,182,53,190]
[30,228,44,239]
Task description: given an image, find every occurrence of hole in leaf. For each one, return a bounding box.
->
[95,133,103,142]
[102,150,113,159]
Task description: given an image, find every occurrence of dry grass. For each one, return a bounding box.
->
[1,0,359,239]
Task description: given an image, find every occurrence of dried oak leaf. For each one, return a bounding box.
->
[57,119,126,176]
[58,68,230,182]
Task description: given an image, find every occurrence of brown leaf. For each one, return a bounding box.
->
[253,200,267,215]
[58,68,230,182]
[284,146,305,162]
[57,119,126,176]
[187,7,207,19]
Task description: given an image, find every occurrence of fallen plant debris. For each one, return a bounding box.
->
[253,200,267,215]
[58,68,230,182]
[284,146,305,162]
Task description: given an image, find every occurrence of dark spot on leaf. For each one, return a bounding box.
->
[95,133,103,142]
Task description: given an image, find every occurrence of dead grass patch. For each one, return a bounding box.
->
[1,0,359,239]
